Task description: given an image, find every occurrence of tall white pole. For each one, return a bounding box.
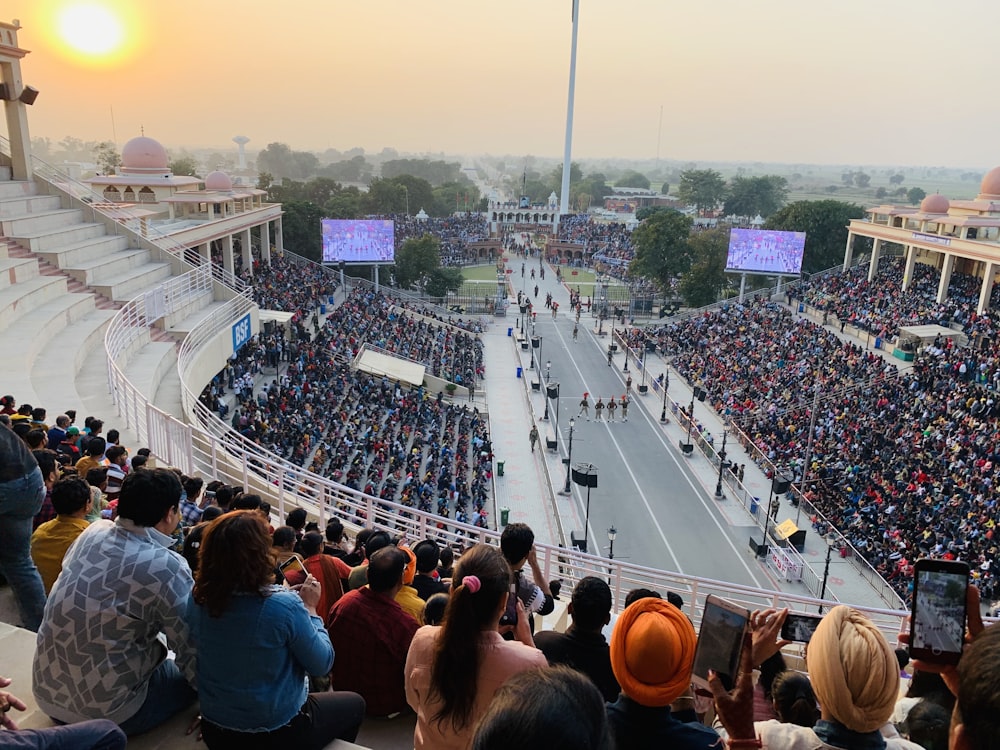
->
[559,0,580,220]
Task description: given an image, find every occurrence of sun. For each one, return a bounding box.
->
[55,2,126,59]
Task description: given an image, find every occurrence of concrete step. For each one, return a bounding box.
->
[0,179,36,200]
[1,207,86,236]
[123,340,178,403]
[164,298,231,341]
[91,261,173,303]
[0,274,67,330]
[13,221,109,252]
[30,308,118,412]
[63,247,154,286]
[35,233,133,268]
[0,254,39,289]
[0,193,63,216]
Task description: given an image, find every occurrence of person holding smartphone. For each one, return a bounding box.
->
[189,510,365,748]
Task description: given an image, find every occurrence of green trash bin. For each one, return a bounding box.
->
[500,506,510,526]
[497,460,505,477]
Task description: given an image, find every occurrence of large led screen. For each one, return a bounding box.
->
[725,228,806,275]
[321,219,395,263]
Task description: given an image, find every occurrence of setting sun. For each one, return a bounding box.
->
[55,2,125,59]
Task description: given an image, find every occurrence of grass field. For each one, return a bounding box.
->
[460,263,615,289]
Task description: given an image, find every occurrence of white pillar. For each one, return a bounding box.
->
[240,228,252,275]
[275,216,284,255]
[902,245,916,292]
[937,253,954,304]
[977,262,996,314]
[1,60,33,181]
[258,224,271,265]
[222,234,234,276]
[198,242,210,263]
[843,232,855,271]
[867,239,881,282]
[558,0,580,222]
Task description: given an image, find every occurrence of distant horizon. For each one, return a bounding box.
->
[8,1,999,173]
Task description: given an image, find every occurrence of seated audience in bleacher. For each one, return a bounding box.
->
[411,539,449,601]
[394,545,425,624]
[32,468,197,735]
[189,510,365,748]
[29,476,91,594]
[405,543,547,750]
[534,576,619,702]
[327,546,419,717]
[299,530,347,619]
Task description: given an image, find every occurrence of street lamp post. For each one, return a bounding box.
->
[562,418,575,494]
[684,386,705,452]
[547,382,560,432]
[818,535,836,613]
[607,526,617,559]
[714,429,729,498]
[660,372,669,423]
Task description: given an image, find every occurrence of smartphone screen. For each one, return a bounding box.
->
[781,613,823,644]
[278,555,305,586]
[499,582,517,626]
[692,596,749,691]
[909,560,968,665]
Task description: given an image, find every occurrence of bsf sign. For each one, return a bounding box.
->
[232,314,252,353]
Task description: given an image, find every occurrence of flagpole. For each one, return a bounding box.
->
[558,0,580,226]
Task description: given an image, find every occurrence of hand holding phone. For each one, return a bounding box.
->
[780,612,823,644]
[908,559,969,666]
[692,595,750,692]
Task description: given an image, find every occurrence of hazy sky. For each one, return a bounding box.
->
[6,0,999,168]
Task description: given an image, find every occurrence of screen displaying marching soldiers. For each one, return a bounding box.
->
[725,228,806,275]
[912,569,966,655]
[321,219,396,264]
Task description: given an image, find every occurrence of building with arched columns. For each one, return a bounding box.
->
[85,136,283,277]
[844,166,1000,314]
[488,191,561,234]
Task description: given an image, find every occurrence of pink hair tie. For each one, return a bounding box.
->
[463,575,481,593]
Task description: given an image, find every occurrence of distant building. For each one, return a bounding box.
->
[845,166,1000,315]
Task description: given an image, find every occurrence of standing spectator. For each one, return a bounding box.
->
[180,476,206,527]
[404,544,547,750]
[32,468,197,735]
[534,577,619,702]
[0,423,46,631]
[30,476,92,593]
[190,510,364,748]
[326,547,419,717]
[499,523,554,633]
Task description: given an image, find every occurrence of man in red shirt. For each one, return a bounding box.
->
[326,546,418,716]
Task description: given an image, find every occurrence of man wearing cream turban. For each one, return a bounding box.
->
[727,606,923,749]
[605,597,722,749]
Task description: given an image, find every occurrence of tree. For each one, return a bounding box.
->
[576,173,609,209]
[889,173,905,185]
[854,172,871,188]
[907,187,927,205]
[317,155,371,183]
[93,141,121,175]
[764,200,867,273]
[660,181,670,195]
[424,267,464,297]
[394,234,440,291]
[678,228,729,307]
[616,170,651,189]
[280,200,325,262]
[324,187,362,219]
[723,175,789,219]
[388,175,436,216]
[433,181,481,215]
[629,208,693,287]
[676,169,726,216]
[169,156,199,177]
[875,187,887,200]
[257,142,319,181]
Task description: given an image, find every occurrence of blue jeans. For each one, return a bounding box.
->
[0,720,126,749]
[116,659,197,737]
[0,466,47,631]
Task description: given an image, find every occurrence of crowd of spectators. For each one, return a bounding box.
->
[201,284,492,531]
[635,255,1000,602]
[388,213,491,266]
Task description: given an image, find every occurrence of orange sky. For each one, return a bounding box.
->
[5,0,999,167]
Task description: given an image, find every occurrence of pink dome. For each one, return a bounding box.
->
[920,193,950,214]
[120,136,169,173]
[979,166,1000,198]
[204,170,233,190]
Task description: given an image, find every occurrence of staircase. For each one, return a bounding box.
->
[0,164,215,438]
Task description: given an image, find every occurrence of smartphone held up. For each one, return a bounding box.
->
[908,558,969,666]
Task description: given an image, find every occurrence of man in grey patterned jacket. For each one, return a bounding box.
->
[32,468,198,736]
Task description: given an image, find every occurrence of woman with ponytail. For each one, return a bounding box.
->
[404,543,547,750]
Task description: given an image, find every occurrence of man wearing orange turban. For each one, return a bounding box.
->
[606,597,721,748]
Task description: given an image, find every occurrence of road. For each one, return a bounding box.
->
[523,259,778,591]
